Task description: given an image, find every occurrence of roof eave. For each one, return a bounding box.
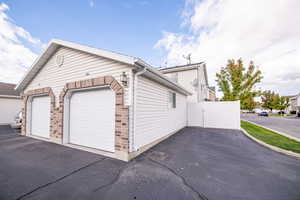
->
[15,39,137,91]
[135,59,192,96]
[0,95,21,99]
[15,39,191,96]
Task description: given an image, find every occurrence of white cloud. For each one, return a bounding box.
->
[155,0,300,96]
[139,1,150,6]
[89,0,94,8]
[0,3,43,84]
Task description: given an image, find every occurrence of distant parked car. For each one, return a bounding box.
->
[297,111,300,117]
[258,111,269,117]
[277,111,285,115]
[290,111,297,115]
[254,108,263,114]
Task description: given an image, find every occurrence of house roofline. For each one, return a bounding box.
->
[158,62,204,72]
[135,59,192,96]
[159,62,208,86]
[15,38,191,96]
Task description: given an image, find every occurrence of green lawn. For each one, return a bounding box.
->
[286,114,297,117]
[269,113,296,117]
[269,113,283,117]
[241,121,300,154]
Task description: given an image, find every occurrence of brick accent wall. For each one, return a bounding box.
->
[59,76,129,152]
[21,87,56,137]
[22,76,129,153]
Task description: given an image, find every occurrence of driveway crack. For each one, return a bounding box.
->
[93,165,127,192]
[148,158,209,200]
[15,158,107,200]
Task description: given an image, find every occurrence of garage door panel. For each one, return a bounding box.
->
[69,88,115,152]
[31,96,51,138]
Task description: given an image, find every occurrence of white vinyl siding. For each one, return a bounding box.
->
[24,47,132,105]
[198,67,208,101]
[165,69,198,102]
[163,66,209,102]
[134,76,187,149]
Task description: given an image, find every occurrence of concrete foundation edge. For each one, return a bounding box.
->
[128,127,185,160]
[22,127,186,162]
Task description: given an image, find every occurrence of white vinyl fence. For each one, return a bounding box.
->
[187,101,240,130]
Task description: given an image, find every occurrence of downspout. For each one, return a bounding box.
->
[197,64,201,102]
[131,66,147,152]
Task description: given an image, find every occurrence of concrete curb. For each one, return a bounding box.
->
[240,127,300,160]
[242,119,300,142]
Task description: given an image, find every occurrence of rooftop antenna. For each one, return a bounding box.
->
[159,60,168,69]
[183,53,192,64]
[164,61,168,67]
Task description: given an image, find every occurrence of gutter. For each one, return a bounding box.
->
[131,66,147,151]
[202,63,209,86]
[0,95,21,99]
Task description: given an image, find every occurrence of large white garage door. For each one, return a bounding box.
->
[31,96,51,138]
[69,88,115,152]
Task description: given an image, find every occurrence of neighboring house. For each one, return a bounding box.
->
[159,63,211,102]
[297,95,300,110]
[16,39,191,161]
[208,86,216,101]
[0,82,22,125]
[285,94,299,114]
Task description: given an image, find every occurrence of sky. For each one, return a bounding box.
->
[0,0,299,96]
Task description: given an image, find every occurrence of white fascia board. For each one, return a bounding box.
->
[15,41,60,91]
[159,65,198,73]
[0,95,21,99]
[15,38,191,95]
[51,39,136,65]
[15,39,137,91]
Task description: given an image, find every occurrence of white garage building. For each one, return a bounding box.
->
[0,82,22,125]
[16,39,191,161]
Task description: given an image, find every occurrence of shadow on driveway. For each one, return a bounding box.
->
[0,126,300,200]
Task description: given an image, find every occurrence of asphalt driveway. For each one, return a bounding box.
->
[1,125,300,200]
[242,113,300,140]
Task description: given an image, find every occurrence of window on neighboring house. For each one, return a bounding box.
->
[168,91,176,108]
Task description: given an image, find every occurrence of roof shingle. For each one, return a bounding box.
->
[0,82,20,96]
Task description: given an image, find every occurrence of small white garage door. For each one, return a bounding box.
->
[69,88,115,152]
[31,96,51,138]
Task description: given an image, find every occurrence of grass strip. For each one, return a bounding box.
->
[241,121,300,154]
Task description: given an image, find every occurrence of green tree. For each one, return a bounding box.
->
[243,96,259,111]
[261,90,276,111]
[216,59,263,110]
[274,95,289,114]
[261,91,289,113]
